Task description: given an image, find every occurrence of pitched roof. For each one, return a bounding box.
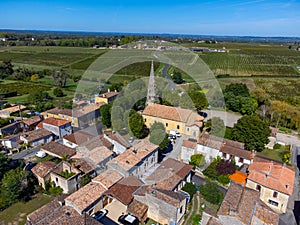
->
[146,158,193,190]
[0,105,26,114]
[31,161,57,178]
[71,158,95,174]
[41,141,76,158]
[247,162,294,195]
[198,133,245,150]
[72,146,113,165]
[65,182,107,213]
[63,130,94,145]
[105,176,143,205]
[229,171,247,186]
[182,139,197,149]
[22,128,52,142]
[143,104,204,124]
[45,107,73,117]
[98,91,119,99]
[218,182,279,225]
[220,144,254,160]
[22,115,43,126]
[72,103,101,117]
[104,131,131,148]
[92,170,123,189]
[107,139,157,171]
[40,117,71,127]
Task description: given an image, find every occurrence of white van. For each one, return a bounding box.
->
[170,130,181,137]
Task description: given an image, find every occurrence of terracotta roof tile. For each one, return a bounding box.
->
[128,200,148,222]
[41,141,76,158]
[65,182,107,212]
[22,128,53,142]
[92,170,123,189]
[218,182,279,225]
[41,117,71,127]
[99,91,119,99]
[247,162,295,195]
[182,140,197,149]
[63,131,94,145]
[143,104,204,123]
[22,116,43,126]
[72,146,113,165]
[105,176,143,205]
[198,134,245,149]
[107,139,157,171]
[45,107,73,117]
[31,161,57,178]
[220,144,254,160]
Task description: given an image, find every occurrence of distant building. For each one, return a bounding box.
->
[0,121,23,136]
[63,130,94,148]
[41,141,76,159]
[22,115,43,131]
[95,90,119,104]
[246,161,295,213]
[0,104,26,118]
[1,134,23,149]
[31,161,57,189]
[103,131,131,154]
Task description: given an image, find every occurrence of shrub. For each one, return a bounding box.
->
[273,143,281,149]
[216,160,236,175]
[182,182,197,199]
[217,175,230,185]
[200,181,223,205]
[53,87,64,97]
[190,154,204,168]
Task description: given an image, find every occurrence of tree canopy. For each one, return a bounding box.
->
[206,117,225,137]
[100,104,111,128]
[149,122,169,151]
[231,115,270,152]
[128,110,146,138]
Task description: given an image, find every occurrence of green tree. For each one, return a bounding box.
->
[149,122,170,151]
[182,182,197,198]
[225,83,250,97]
[53,87,64,97]
[0,154,10,180]
[52,69,68,88]
[0,168,29,208]
[100,104,111,128]
[0,60,14,79]
[190,154,204,168]
[206,117,225,137]
[200,181,224,205]
[217,175,230,185]
[128,110,146,138]
[232,115,270,152]
[172,71,184,84]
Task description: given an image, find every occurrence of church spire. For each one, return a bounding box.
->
[146,60,158,105]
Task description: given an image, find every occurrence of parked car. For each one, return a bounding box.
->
[93,209,108,221]
[169,129,181,137]
[118,214,139,225]
[35,151,46,158]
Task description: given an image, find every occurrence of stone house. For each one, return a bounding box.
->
[22,115,43,131]
[20,128,53,147]
[0,121,23,136]
[103,131,131,154]
[95,90,119,104]
[31,161,57,189]
[107,139,158,178]
[63,130,94,148]
[180,139,197,163]
[41,141,76,159]
[246,161,295,213]
[37,117,72,139]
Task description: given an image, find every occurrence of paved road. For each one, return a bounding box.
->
[163,136,183,161]
[10,147,40,160]
[201,109,242,128]
[162,64,175,90]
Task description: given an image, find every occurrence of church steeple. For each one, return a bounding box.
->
[146,60,158,105]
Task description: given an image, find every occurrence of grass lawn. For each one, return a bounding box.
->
[256,146,290,163]
[0,194,54,225]
[145,218,161,225]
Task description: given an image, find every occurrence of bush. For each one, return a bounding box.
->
[53,87,64,97]
[216,160,236,175]
[273,143,281,149]
[190,154,204,168]
[217,175,230,185]
[200,181,223,205]
[182,182,197,199]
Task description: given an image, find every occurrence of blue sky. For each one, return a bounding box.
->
[0,0,299,36]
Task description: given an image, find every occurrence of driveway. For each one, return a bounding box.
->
[201,110,242,128]
[104,200,127,224]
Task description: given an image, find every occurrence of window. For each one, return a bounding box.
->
[222,152,226,158]
[273,191,278,198]
[256,185,261,192]
[166,123,168,127]
[239,158,244,163]
[56,177,58,183]
[187,128,189,131]
[177,125,180,129]
[144,118,147,122]
[268,199,279,207]
[180,206,183,214]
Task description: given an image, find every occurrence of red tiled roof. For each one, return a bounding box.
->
[182,140,197,149]
[247,162,295,195]
[105,176,143,205]
[41,117,71,127]
[143,104,204,123]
